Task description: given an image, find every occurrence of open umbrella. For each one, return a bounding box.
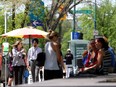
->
[1,26,48,47]
[1,26,48,38]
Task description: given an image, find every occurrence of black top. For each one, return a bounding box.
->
[65,52,73,64]
[36,52,46,67]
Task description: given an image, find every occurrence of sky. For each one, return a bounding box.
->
[42,0,51,7]
[42,0,116,7]
[42,0,116,19]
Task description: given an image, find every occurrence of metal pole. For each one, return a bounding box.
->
[94,0,97,34]
[4,11,7,34]
[4,9,7,87]
[73,0,77,74]
[73,0,76,33]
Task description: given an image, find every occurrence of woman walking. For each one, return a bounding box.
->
[12,40,28,85]
[44,30,65,80]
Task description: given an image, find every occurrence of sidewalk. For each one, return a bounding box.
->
[15,73,116,87]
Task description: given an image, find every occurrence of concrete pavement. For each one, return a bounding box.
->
[14,73,116,87]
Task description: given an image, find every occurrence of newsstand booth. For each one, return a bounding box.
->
[68,40,89,74]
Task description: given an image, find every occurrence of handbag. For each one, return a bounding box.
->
[23,69,29,78]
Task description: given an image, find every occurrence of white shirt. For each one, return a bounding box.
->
[12,48,25,66]
[44,42,59,70]
[28,46,42,61]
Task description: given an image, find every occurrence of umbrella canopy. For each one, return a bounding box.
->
[1,26,48,38]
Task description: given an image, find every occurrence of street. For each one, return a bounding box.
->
[14,73,116,87]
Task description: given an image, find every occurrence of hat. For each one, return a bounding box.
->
[67,49,71,52]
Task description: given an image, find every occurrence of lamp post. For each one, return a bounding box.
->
[73,0,77,68]
[73,0,76,33]
[4,10,8,87]
[94,0,97,38]
[4,5,10,86]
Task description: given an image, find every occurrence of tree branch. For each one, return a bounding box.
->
[68,0,83,13]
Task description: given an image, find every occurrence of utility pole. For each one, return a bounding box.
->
[94,0,97,37]
[73,0,76,33]
[73,0,77,68]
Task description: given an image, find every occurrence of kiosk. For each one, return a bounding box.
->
[68,40,89,74]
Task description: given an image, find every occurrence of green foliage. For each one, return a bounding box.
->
[61,28,72,56]
[78,0,116,52]
[79,14,94,40]
[61,20,72,56]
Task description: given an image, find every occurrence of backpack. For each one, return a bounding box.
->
[36,52,45,67]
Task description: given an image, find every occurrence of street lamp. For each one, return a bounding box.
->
[4,5,11,87]
[73,0,76,33]
[94,0,97,36]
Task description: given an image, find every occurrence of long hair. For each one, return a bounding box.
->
[96,38,109,50]
[13,40,23,49]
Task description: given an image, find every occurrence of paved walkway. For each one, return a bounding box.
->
[15,73,116,87]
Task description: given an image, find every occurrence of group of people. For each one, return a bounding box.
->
[0,30,115,86]
[6,38,44,86]
[3,30,67,86]
[79,37,115,75]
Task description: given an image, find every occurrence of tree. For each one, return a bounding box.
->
[0,0,83,31]
[43,0,83,31]
[0,0,83,46]
[78,0,116,51]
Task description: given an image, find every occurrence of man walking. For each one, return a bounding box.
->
[65,49,73,78]
[28,38,42,82]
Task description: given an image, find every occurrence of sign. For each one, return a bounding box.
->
[71,32,83,40]
[2,42,9,55]
[93,30,99,35]
[31,20,43,27]
[70,10,92,14]
[29,0,44,27]
[75,44,87,59]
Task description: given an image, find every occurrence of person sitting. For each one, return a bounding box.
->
[82,42,92,66]
[103,36,116,73]
[79,38,112,75]
[78,39,98,74]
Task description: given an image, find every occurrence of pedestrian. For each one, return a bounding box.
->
[44,30,65,80]
[58,43,64,78]
[28,38,42,82]
[12,40,28,85]
[7,50,14,86]
[65,49,73,78]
